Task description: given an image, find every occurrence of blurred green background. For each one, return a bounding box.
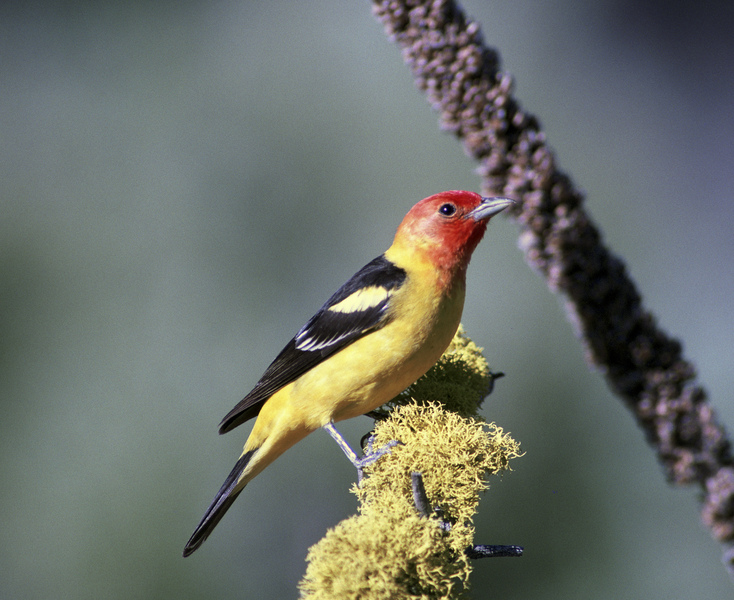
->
[2,1,733,598]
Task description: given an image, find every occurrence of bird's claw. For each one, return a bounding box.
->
[323,422,400,484]
[359,437,400,466]
[355,438,401,483]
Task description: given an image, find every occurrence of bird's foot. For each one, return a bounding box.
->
[323,422,400,483]
[360,436,400,467]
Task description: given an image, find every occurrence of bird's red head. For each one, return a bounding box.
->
[390,191,513,277]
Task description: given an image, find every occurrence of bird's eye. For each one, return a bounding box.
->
[438,203,457,217]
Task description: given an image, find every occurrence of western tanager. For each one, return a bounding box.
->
[183,191,512,556]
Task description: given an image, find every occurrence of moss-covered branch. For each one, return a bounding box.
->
[299,327,521,599]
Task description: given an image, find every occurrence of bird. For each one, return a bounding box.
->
[183,190,513,556]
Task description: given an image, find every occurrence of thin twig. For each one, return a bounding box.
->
[411,471,433,519]
[411,471,523,558]
[466,545,523,559]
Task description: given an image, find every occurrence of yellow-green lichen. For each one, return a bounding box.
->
[299,510,464,600]
[358,402,521,534]
[299,326,522,600]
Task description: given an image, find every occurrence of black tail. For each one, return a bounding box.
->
[183,449,256,557]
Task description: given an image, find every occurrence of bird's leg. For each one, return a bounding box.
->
[323,421,360,465]
[322,421,400,483]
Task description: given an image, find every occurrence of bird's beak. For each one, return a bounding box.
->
[467,197,515,221]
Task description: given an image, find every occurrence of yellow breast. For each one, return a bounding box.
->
[285,264,466,427]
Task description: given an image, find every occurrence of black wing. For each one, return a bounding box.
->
[218,254,407,433]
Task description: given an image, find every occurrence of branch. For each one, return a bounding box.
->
[411,471,524,559]
[372,0,734,571]
[299,327,522,598]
